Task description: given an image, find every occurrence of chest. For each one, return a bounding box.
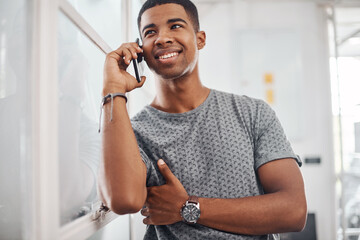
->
[145,111,261,198]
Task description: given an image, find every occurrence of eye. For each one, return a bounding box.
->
[144,29,156,37]
[171,24,182,29]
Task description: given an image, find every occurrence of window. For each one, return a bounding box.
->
[58,10,105,225]
[0,0,151,239]
[328,5,360,240]
[0,0,33,238]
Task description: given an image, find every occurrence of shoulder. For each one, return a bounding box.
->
[131,107,149,123]
[211,89,268,115]
[130,107,154,132]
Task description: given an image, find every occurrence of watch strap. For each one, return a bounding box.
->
[187,195,199,204]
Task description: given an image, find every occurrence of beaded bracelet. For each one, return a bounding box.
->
[98,93,128,133]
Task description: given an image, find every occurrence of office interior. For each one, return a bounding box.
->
[0,0,360,239]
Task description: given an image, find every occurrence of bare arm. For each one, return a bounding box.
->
[197,158,307,234]
[98,43,147,214]
[143,158,307,235]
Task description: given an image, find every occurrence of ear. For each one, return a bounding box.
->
[196,31,206,50]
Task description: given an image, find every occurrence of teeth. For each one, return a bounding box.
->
[159,52,178,59]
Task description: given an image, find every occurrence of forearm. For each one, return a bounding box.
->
[197,191,306,235]
[99,96,147,214]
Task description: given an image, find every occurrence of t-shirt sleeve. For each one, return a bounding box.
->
[132,118,162,187]
[138,146,151,172]
[253,100,302,170]
[138,145,157,185]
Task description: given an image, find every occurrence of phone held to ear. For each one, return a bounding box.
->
[132,38,145,83]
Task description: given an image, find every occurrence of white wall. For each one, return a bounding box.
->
[197,1,335,240]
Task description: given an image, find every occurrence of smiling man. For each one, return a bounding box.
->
[99,0,307,239]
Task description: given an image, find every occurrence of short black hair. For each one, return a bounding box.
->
[137,0,200,33]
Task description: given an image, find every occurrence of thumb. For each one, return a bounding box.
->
[157,159,176,183]
[136,76,146,88]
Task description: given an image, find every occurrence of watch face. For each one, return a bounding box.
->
[182,203,200,223]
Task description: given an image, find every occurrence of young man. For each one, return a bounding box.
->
[99,0,307,239]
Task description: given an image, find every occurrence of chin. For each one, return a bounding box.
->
[152,68,186,81]
[159,71,189,81]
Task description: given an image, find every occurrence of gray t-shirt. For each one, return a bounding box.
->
[131,89,301,240]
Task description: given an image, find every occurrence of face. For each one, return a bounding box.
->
[139,3,205,80]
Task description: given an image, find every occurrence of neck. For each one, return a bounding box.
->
[151,66,210,113]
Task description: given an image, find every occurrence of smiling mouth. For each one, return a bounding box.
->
[156,51,180,60]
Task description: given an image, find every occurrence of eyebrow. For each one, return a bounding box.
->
[141,18,188,34]
[167,18,188,25]
[142,23,156,34]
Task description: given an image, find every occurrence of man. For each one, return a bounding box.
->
[99,0,307,239]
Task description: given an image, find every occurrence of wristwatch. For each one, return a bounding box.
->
[180,196,201,224]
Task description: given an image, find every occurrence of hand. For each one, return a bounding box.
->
[103,42,146,95]
[141,159,189,225]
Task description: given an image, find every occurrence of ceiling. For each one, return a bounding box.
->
[191,0,360,56]
[332,6,360,56]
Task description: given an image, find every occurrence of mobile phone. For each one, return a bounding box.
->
[132,38,145,83]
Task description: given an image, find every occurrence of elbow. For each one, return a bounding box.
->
[98,168,147,215]
[101,186,146,215]
[109,194,145,215]
[111,204,142,215]
[287,201,308,232]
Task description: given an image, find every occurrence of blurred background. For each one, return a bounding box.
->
[0,0,360,239]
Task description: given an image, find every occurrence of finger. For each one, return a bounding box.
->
[113,43,142,55]
[125,42,143,52]
[126,42,143,53]
[121,48,133,65]
[120,71,139,86]
[145,187,156,203]
[157,159,177,183]
[121,45,139,60]
[118,43,143,57]
[134,41,143,52]
[128,45,142,59]
[105,51,122,62]
[137,45,143,53]
[112,47,130,64]
[135,76,146,88]
[140,207,150,217]
[143,216,153,225]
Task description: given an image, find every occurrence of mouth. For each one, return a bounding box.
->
[157,52,179,60]
[154,49,182,60]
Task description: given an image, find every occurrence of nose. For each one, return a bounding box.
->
[154,30,173,47]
